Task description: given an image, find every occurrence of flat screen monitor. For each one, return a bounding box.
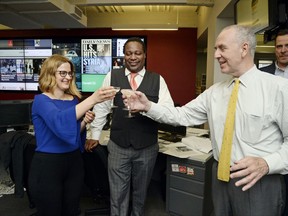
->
[0,36,146,93]
[0,39,52,91]
[235,0,279,33]
[80,37,145,92]
[0,99,33,129]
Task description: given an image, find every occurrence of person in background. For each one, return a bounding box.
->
[88,37,174,216]
[259,28,288,216]
[259,29,288,76]
[28,54,115,216]
[126,25,288,216]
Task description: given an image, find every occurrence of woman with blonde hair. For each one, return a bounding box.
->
[28,54,115,216]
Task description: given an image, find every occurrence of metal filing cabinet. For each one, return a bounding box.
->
[166,153,213,216]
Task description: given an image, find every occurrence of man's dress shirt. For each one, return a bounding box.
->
[147,65,288,175]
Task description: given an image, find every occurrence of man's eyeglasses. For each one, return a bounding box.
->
[57,71,73,77]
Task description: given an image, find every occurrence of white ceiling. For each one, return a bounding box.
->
[0,0,215,30]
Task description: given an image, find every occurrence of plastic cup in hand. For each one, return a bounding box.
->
[110,86,121,110]
[121,89,135,118]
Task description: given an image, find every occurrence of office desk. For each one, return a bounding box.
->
[165,152,213,216]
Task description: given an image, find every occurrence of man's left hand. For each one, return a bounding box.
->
[230,156,269,191]
[85,139,99,152]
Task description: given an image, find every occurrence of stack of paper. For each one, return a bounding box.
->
[158,127,212,158]
[161,142,204,158]
[181,136,212,154]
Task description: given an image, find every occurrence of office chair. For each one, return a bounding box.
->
[0,130,36,209]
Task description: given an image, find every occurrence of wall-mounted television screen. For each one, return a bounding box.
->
[0,39,52,91]
[0,36,146,93]
[79,37,145,92]
[235,0,280,34]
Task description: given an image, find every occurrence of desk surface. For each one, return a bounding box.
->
[159,141,212,163]
[99,129,213,163]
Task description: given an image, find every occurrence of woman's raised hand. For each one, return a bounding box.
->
[92,86,116,103]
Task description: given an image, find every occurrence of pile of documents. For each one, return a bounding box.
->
[159,127,212,158]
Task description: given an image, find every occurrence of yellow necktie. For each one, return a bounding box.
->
[217,78,240,182]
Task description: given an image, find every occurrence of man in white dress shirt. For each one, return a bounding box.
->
[127,25,288,216]
[88,37,174,216]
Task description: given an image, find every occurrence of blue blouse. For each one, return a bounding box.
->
[32,94,86,153]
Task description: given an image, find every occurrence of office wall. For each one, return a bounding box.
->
[197,0,236,88]
[0,28,197,105]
